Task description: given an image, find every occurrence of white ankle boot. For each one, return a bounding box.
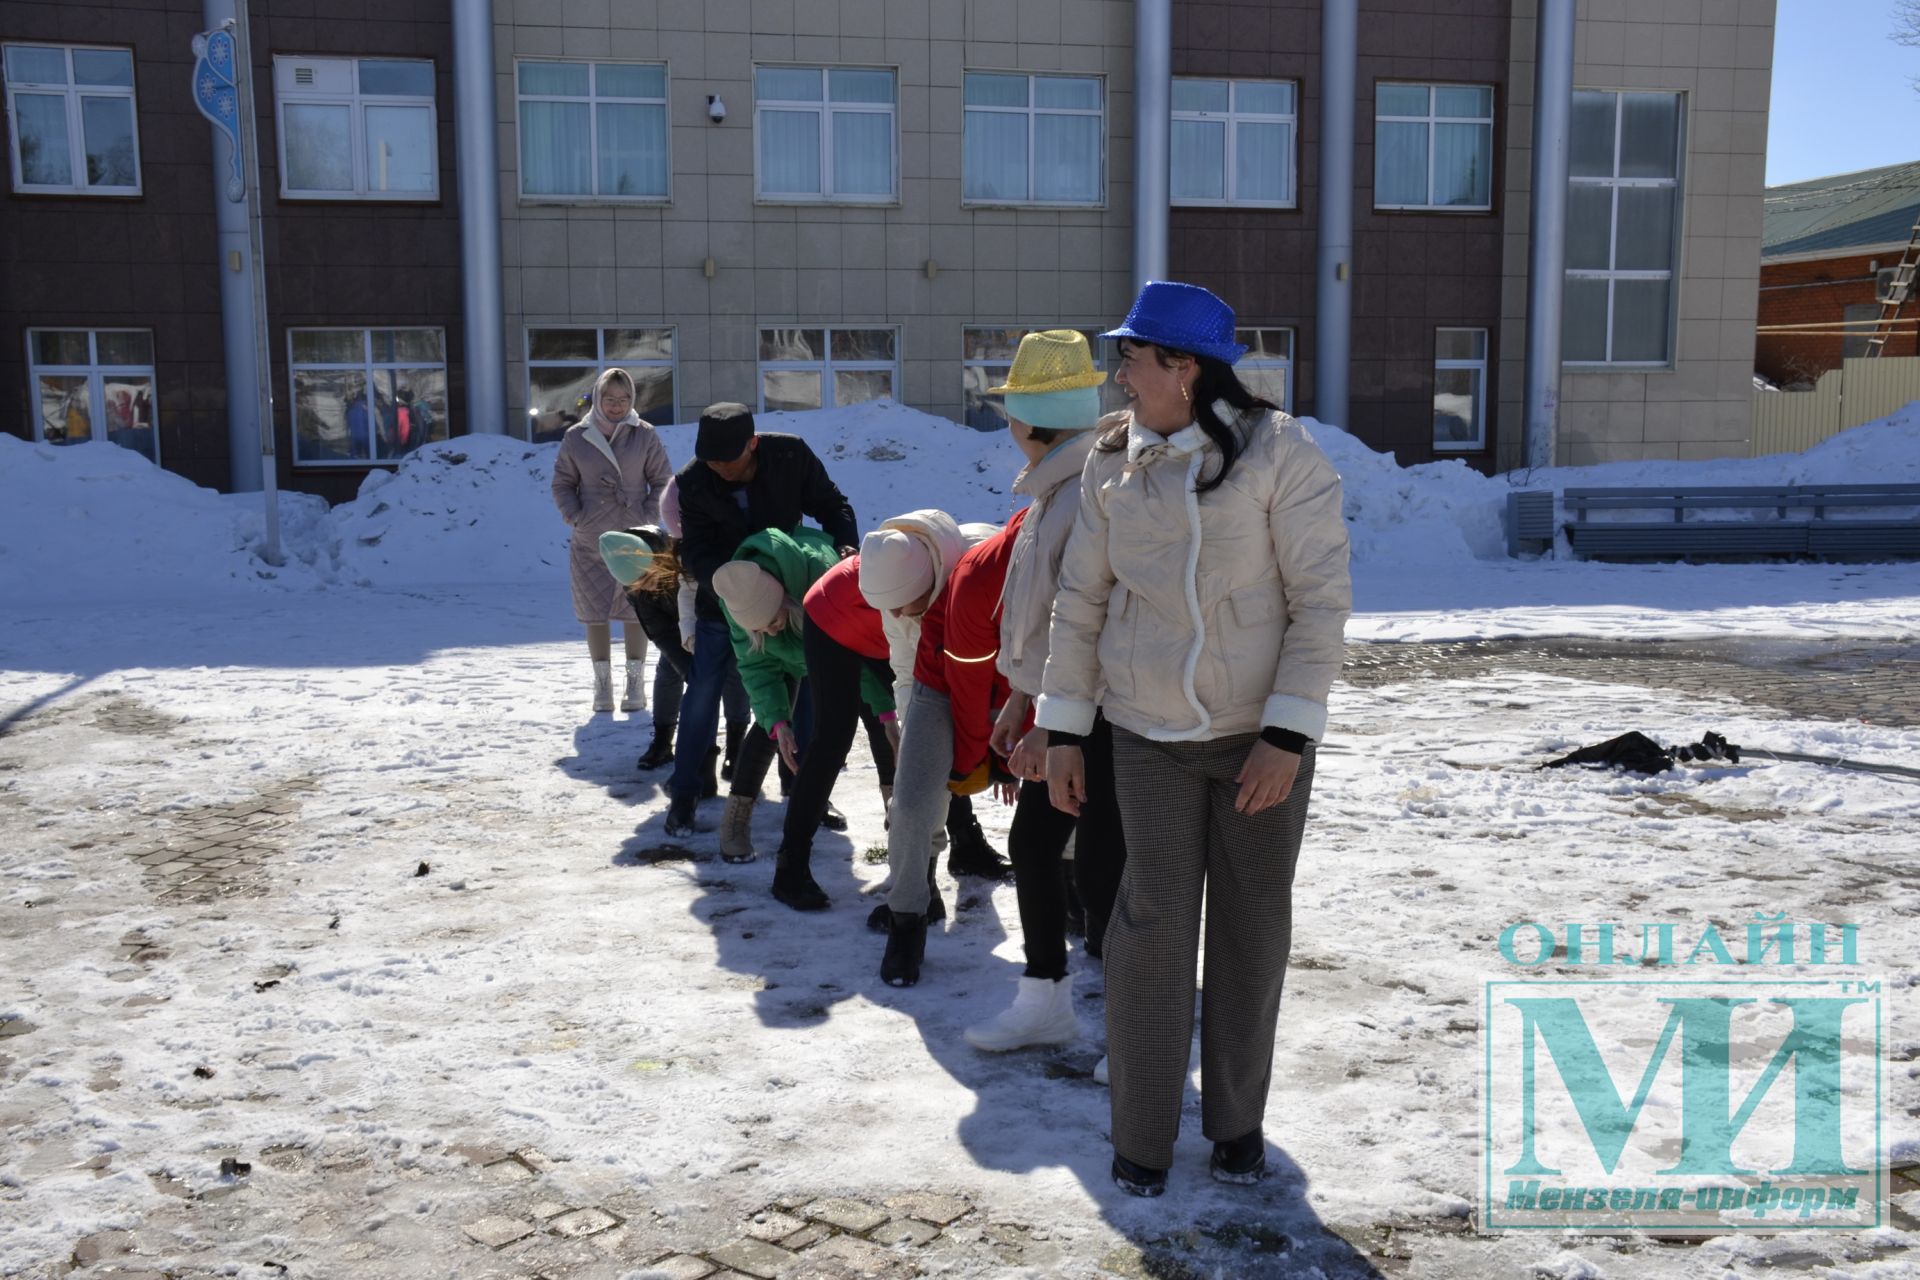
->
[621,660,646,712]
[591,660,614,712]
[964,974,1079,1051]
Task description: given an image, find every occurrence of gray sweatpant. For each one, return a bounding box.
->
[885,683,953,916]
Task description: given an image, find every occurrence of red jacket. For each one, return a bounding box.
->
[803,554,888,660]
[913,509,1029,778]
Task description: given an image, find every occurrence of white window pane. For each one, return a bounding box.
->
[1236,121,1289,201]
[1033,113,1100,202]
[38,374,92,443]
[1034,76,1099,110]
[963,109,1027,200]
[530,329,597,361]
[963,328,1023,361]
[763,369,822,412]
[1615,186,1675,270]
[372,329,443,362]
[831,109,893,195]
[964,73,1027,107]
[1566,185,1613,270]
[596,63,664,98]
[385,369,446,455]
[1235,81,1293,115]
[607,327,673,360]
[1563,278,1610,361]
[7,46,68,84]
[102,374,156,462]
[1570,90,1616,178]
[1619,92,1680,179]
[1240,328,1292,359]
[1377,84,1428,116]
[1611,279,1671,362]
[829,68,894,104]
[834,369,893,405]
[1173,79,1228,113]
[359,59,433,96]
[757,66,822,101]
[95,330,152,364]
[1434,85,1492,118]
[629,365,674,422]
[1432,121,1490,206]
[760,328,822,361]
[519,61,588,96]
[1433,367,1481,446]
[15,94,72,185]
[364,104,434,192]
[597,101,668,196]
[284,103,353,191]
[1240,365,1289,412]
[528,364,596,441]
[832,329,895,361]
[295,368,370,461]
[1171,119,1225,199]
[291,330,364,363]
[81,97,137,186]
[519,100,592,193]
[72,48,133,88]
[760,109,822,193]
[963,365,1006,430]
[1374,121,1426,204]
[1435,329,1484,360]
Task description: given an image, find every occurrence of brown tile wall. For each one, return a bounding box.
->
[1756,251,1919,387]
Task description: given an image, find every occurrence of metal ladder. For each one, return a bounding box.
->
[1865,213,1920,356]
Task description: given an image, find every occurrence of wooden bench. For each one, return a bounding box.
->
[1555,483,1920,561]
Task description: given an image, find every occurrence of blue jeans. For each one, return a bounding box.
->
[669,616,740,801]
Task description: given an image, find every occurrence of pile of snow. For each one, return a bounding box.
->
[1301,419,1510,562]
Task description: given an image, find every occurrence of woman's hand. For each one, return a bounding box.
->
[1007,726,1048,782]
[1046,744,1086,817]
[993,779,1020,807]
[883,717,902,754]
[1235,740,1301,815]
[774,722,801,774]
[989,693,1031,759]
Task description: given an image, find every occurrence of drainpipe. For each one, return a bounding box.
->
[201,0,263,496]
[1315,0,1356,429]
[1523,0,1577,470]
[452,0,506,434]
[1133,0,1171,290]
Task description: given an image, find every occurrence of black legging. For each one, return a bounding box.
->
[780,615,899,853]
[1008,713,1127,978]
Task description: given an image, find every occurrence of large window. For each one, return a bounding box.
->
[1564,90,1684,366]
[754,66,895,203]
[1237,328,1295,414]
[1374,83,1493,211]
[517,61,667,200]
[961,327,1105,430]
[1171,79,1295,207]
[759,328,897,411]
[289,328,448,465]
[525,327,676,443]
[962,72,1103,206]
[3,44,140,195]
[274,56,436,199]
[1433,328,1488,451]
[27,329,157,462]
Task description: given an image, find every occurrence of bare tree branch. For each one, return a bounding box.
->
[1896,0,1920,48]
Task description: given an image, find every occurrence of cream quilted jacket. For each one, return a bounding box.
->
[996,427,1101,698]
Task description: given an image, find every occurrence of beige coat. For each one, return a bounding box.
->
[873,510,993,714]
[996,426,1102,698]
[1036,405,1351,743]
[551,419,673,623]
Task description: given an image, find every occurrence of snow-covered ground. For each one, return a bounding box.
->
[2,403,1918,1278]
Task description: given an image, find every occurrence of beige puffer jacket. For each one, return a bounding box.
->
[872,510,988,713]
[1035,405,1351,743]
[997,426,1103,697]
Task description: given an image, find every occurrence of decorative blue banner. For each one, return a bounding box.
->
[191,27,244,202]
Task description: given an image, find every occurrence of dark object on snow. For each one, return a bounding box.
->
[219,1157,251,1177]
[253,979,280,992]
[1543,730,1742,776]
[327,915,340,930]
[192,1066,215,1079]
[414,861,430,877]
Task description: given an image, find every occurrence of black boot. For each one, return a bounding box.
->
[636,721,676,771]
[1210,1128,1267,1184]
[770,845,829,912]
[865,859,943,932]
[721,719,744,782]
[880,911,927,987]
[663,792,704,838]
[701,745,721,799]
[947,811,1012,880]
[1064,868,1087,938]
[818,799,848,832]
[1112,1152,1168,1197]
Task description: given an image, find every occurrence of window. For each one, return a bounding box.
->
[274,57,436,199]
[1374,83,1493,211]
[525,327,676,443]
[1564,90,1683,366]
[754,66,895,203]
[1171,79,1295,207]
[3,44,140,195]
[1237,328,1295,414]
[1433,328,1487,451]
[960,327,1106,430]
[759,328,897,411]
[27,329,158,462]
[516,61,667,200]
[289,328,448,465]
[1842,303,1880,360]
[962,72,1103,205]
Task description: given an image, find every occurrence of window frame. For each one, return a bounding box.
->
[752,64,898,205]
[1564,88,1685,369]
[1372,81,1494,213]
[286,325,449,467]
[961,70,1106,208]
[3,42,142,196]
[1234,327,1296,415]
[960,325,1107,429]
[25,327,160,462]
[513,58,670,204]
[523,325,678,442]
[1169,78,1297,209]
[1432,327,1488,453]
[757,325,901,412]
[273,55,439,202]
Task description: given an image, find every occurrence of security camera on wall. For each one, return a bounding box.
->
[707,94,726,123]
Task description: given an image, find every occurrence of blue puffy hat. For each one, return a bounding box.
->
[1101,280,1248,365]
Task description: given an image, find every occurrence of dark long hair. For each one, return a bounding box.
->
[1099,340,1280,493]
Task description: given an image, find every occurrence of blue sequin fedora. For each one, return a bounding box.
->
[1101,280,1248,364]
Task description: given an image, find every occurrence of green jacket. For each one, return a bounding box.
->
[721,526,895,727]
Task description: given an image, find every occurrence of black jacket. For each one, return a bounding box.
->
[676,432,859,620]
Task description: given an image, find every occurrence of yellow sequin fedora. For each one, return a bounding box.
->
[985,330,1108,394]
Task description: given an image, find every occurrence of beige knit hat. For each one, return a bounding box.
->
[858,528,936,610]
[712,561,786,632]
